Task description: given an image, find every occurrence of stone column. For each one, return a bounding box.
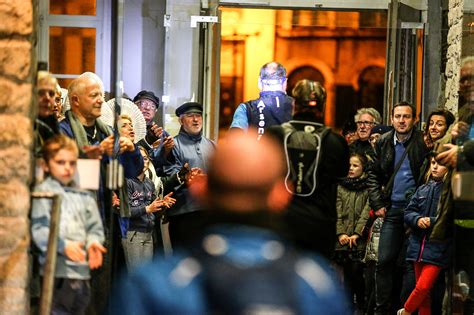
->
[0,1,34,314]
[445,0,464,116]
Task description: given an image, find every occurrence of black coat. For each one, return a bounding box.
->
[367,128,429,211]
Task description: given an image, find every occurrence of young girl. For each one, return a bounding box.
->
[335,153,371,313]
[398,156,451,315]
[31,134,106,314]
[122,146,176,269]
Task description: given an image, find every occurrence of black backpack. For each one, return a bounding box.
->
[281,120,330,197]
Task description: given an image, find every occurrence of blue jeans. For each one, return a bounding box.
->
[374,208,405,315]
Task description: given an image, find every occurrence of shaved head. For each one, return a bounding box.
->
[198,130,290,212]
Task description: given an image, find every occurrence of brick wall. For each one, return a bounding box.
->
[445,0,464,115]
[0,1,34,314]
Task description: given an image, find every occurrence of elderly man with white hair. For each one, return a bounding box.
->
[350,107,382,158]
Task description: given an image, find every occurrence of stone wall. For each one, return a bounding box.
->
[0,0,34,314]
[445,0,464,115]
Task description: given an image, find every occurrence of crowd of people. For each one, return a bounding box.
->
[30,58,474,315]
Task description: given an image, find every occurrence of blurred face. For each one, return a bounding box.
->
[348,156,364,179]
[44,149,77,185]
[356,113,377,141]
[52,90,63,119]
[37,80,56,118]
[136,99,157,125]
[179,112,203,136]
[369,133,381,148]
[460,61,474,109]
[428,115,447,141]
[344,131,358,145]
[391,106,415,135]
[430,158,448,180]
[73,79,104,123]
[119,118,135,142]
[140,148,150,172]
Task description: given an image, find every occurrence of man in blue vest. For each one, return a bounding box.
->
[230,61,293,139]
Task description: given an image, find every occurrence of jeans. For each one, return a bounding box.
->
[122,230,154,270]
[374,208,405,315]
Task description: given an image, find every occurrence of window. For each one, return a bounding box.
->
[38,0,108,89]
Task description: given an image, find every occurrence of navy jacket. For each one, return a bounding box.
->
[404,179,452,267]
[126,177,156,232]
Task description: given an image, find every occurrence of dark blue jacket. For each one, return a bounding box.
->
[126,177,156,232]
[404,179,452,267]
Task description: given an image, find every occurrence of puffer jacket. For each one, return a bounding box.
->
[404,179,452,268]
[367,128,428,211]
[335,175,371,251]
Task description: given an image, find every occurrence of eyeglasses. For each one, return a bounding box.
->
[38,89,56,98]
[356,121,376,126]
[55,97,62,104]
[136,100,157,111]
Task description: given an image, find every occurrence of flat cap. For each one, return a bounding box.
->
[370,124,392,135]
[175,102,203,116]
[133,90,160,108]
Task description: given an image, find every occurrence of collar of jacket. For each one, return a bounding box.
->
[259,90,287,98]
[393,128,414,145]
[179,127,202,142]
[339,173,369,191]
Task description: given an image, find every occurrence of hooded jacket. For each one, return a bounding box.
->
[335,175,371,251]
[404,179,452,267]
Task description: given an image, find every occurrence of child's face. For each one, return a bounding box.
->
[44,149,77,185]
[348,156,364,178]
[140,149,149,173]
[430,158,448,180]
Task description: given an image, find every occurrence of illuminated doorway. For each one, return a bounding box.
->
[218,7,387,134]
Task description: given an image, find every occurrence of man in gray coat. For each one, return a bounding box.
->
[164,102,216,247]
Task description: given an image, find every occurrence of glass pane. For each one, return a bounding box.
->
[49,27,96,76]
[50,0,96,16]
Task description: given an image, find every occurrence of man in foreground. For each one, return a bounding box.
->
[109,131,350,315]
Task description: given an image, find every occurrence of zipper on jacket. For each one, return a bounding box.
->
[417,235,427,262]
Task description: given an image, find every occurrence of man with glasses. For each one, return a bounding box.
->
[230,61,293,139]
[350,107,382,158]
[367,102,428,314]
[133,90,174,174]
[164,102,216,247]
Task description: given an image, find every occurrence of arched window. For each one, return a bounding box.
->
[287,66,325,97]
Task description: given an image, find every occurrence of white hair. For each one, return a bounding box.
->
[354,107,382,124]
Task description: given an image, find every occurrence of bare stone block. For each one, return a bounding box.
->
[0,79,32,115]
[0,40,32,81]
[0,181,30,217]
[0,146,31,181]
[0,0,32,35]
[0,217,28,258]
[0,114,32,148]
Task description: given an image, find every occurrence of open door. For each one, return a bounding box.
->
[384,0,425,122]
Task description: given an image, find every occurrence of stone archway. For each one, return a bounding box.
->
[287,65,325,97]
